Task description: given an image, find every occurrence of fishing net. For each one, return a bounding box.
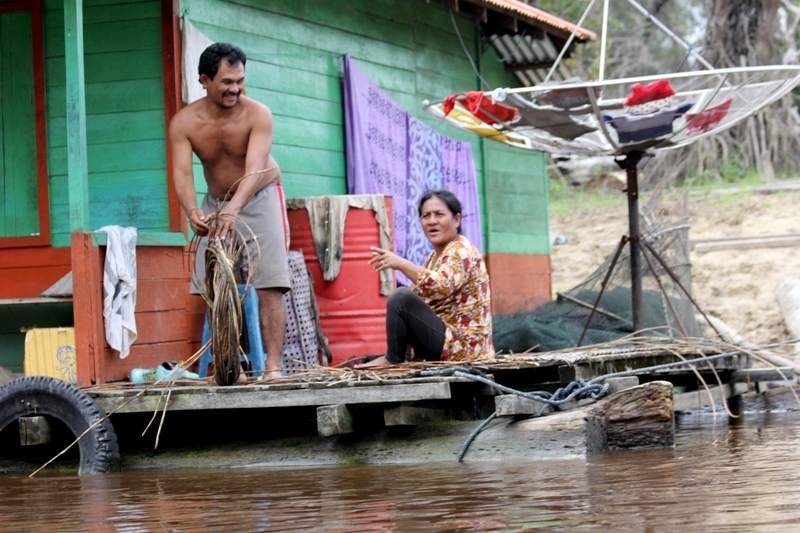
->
[494,187,701,354]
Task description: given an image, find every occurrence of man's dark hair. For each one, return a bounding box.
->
[418,189,463,234]
[198,43,247,80]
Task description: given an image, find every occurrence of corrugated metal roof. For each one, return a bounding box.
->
[471,0,596,41]
[489,32,575,85]
[438,0,594,84]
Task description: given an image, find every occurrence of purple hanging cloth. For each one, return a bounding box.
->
[343,55,482,286]
[343,55,411,266]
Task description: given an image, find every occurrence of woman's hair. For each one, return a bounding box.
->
[418,189,463,234]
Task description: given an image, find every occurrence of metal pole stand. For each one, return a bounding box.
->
[621,151,644,334]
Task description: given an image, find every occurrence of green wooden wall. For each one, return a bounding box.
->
[43,0,168,247]
[182,0,551,256]
[0,8,39,238]
[9,0,550,253]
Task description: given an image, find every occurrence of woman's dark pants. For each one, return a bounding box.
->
[385,287,446,364]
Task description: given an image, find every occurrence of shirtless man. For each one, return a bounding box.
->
[169,43,289,380]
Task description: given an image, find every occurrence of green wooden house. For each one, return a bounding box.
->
[0,0,591,385]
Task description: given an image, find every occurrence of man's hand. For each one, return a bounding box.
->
[209,204,241,240]
[189,208,210,236]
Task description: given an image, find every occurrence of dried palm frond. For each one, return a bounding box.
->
[189,171,269,385]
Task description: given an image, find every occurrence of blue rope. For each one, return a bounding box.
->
[456,412,497,463]
[423,367,609,462]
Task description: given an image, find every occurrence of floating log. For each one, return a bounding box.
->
[472,381,675,457]
[587,380,674,449]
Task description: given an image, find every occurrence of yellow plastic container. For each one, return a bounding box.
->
[24,328,77,385]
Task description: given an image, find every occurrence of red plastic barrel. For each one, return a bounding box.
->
[287,197,394,366]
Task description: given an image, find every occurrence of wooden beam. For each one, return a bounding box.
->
[91,231,188,247]
[692,234,800,253]
[673,383,748,412]
[488,10,517,33]
[64,0,89,232]
[90,382,452,413]
[459,2,487,22]
[383,406,454,426]
[495,395,552,417]
[506,60,555,73]
[731,367,795,383]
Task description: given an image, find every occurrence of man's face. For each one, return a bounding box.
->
[201,60,245,109]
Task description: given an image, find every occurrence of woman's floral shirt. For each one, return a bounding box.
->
[413,234,494,361]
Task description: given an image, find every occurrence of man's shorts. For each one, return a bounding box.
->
[191,180,291,294]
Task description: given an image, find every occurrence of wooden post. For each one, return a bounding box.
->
[317,405,354,437]
[64,0,89,232]
[19,416,51,446]
[161,0,184,234]
[72,233,105,386]
[588,380,674,449]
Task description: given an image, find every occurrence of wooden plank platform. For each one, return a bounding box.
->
[85,346,750,417]
[87,379,461,414]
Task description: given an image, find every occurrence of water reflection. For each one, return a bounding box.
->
[2,413,800,532]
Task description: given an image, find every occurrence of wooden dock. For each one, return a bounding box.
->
[84,344,769,440]
[5,343,791,472]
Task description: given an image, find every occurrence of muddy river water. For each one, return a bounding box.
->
[1,412,800,532]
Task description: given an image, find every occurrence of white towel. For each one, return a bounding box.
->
[181,19,215,104]
[97,226,138,358]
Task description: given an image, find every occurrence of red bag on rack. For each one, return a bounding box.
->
[624,79,676,106]
[443,91,518,124]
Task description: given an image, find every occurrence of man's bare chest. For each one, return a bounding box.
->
[190,124,250,163]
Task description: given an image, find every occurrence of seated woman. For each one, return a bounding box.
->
[358,189,494,367]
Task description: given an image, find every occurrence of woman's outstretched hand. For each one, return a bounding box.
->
[369,247,421,282]
[369,247,400,272]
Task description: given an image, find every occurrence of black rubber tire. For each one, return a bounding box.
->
[0,376,119,475]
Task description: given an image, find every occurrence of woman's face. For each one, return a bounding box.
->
[420,197,461,250]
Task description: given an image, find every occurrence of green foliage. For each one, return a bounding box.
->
[682,159,763,189]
